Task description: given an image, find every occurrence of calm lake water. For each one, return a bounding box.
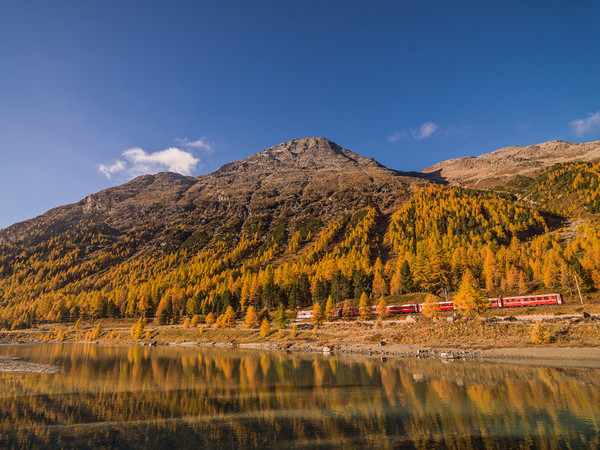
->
[0,344,599,449]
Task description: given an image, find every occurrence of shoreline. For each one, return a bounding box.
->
[2,310,600,369]
[3,337,600,369]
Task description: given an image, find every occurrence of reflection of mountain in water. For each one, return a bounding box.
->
[1,343,599,448]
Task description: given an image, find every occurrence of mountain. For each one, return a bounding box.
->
[1,136,599,329]
[422,139,600,187]
[0,137,419,248]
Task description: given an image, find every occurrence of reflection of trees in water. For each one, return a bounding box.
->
[0,344,599,448]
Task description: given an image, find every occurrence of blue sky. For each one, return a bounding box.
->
[1,1,600,229]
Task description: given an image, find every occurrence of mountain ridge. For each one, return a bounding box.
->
[0,137,418,246]
[422,139,600,187]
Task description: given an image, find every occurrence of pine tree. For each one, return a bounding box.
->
[274,303,289,328]
[399,260,413,293]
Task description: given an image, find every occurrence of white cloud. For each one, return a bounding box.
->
[570,112,600,136]
[98,160,126,180]
[387,132,405,143]
[175,137,214,153]
[411,122,438,140]
[389,122,471,143]
[442,124,473,139]
[98,146,200,180]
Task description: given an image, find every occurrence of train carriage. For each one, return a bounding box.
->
[499,293,563,308]
[296,293,563,320]
[416,301,455,313]
[386,304,418,314]
[296,310,313,320]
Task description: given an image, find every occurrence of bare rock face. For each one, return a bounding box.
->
[423,140,600,187]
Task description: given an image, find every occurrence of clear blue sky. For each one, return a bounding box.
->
[1,1,600,229]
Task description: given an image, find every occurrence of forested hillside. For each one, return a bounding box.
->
[1,138,600,329]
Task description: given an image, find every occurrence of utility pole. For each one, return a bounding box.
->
[574,274,584,305]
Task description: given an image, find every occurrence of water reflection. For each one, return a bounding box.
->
[0,343,599,448]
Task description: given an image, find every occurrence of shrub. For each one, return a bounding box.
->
[182,317,191,329]
[205,312,215,326]
[214,315,225,328]
[191,315,201,327]
[531,322,551,344]
[91,323,103,340]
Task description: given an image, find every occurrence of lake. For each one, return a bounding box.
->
[0,343,599,448]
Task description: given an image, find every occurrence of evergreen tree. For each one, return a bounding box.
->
[274,303,289,329]
[330,270,352,303]
[353,270,372,299]
[260,282,277,310]
[314,280,329,304]
[400,260,413,293]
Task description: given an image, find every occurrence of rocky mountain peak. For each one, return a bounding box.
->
[213,137,382,176]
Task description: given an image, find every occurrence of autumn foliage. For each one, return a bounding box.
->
[1,163,600,330]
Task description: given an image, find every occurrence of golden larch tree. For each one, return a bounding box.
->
[453,270,488,317]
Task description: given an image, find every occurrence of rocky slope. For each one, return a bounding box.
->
[0,137,422,248]
[423,139,600,187]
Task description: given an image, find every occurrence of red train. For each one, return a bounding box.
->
[296,293,563,320]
